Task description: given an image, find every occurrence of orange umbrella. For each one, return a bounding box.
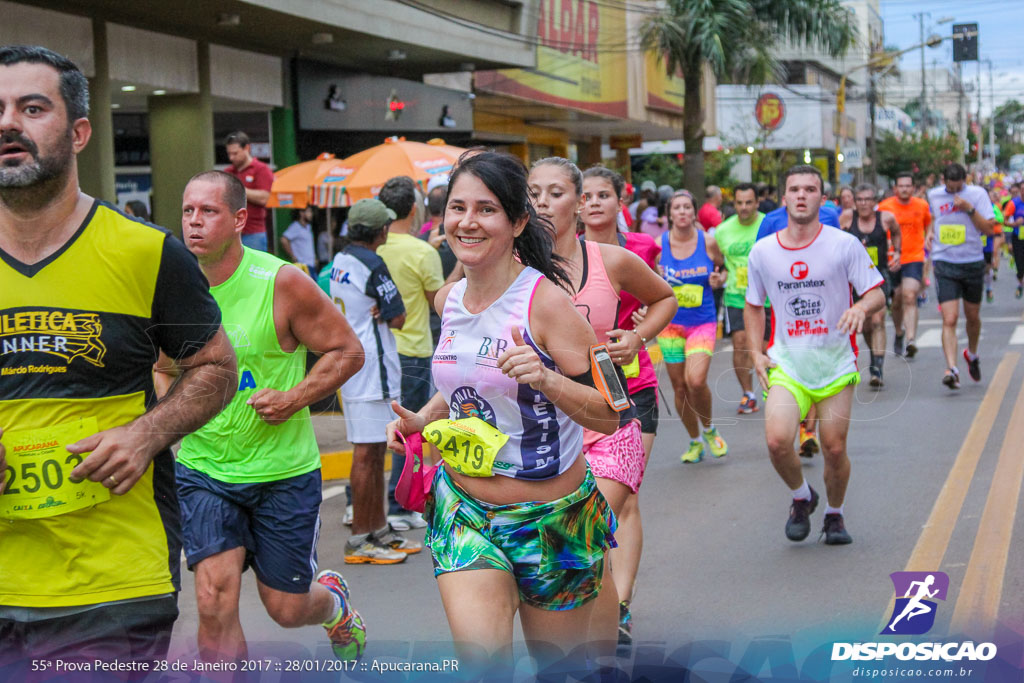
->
[309,137,466,208]
[266,153,354,209]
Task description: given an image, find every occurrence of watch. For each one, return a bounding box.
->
[967,207,976,216]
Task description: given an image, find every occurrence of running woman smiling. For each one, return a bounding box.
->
[386,152,620,675]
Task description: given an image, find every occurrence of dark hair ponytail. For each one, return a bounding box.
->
[448,151,571,290]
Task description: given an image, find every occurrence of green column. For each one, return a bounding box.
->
[270,105,299,257]
[148,42,214,234]
[78,19,116,203]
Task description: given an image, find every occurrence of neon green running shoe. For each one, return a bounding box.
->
[317,570,367,660]
[681,439,705,463]
[703,427,728,458]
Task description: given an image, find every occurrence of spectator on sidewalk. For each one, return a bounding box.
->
[223,131,273,252]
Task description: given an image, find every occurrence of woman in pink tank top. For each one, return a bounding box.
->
[528,158,677,653]
[579,165,665,646]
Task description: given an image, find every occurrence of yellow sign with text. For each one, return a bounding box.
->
[475,0,627,116]
[645,52,684,113]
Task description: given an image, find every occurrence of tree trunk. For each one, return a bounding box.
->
[683,62,706,203]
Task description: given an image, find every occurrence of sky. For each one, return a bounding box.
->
[880,0,1024,116]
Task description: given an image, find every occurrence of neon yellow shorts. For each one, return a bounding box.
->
[766,367,860,420]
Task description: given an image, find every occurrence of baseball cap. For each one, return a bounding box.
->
[426,174,450,193]
[348,198,396,229]
[640,180,657,193]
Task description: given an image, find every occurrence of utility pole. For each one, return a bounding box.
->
[869,71,878,184]
[976,60,983,166]
[957,63,967,162]
[985,59,994,166]
[914,12,929,131]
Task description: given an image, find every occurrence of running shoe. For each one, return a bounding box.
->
[702,427,728,458]
[893,333,905,357]
[342,505,353,526]
[986,289,994,304]
[372,525,423,554]
[820,513,853,545]
[942,368,960,390]
[785,486,819,542]
[738,393,759,414]
[618,601,633,647]
[798,424,819,459]
[681,440,705,464]
[917,293,927,307]
[317,570,367,660]
[963,350,981,382]
[1016,285,1023,300]
[905,340,918,359]
[386,512,427,531]
[345,537,407,565]
[869,366,883,388]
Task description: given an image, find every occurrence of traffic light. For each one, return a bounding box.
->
[953,24,978,62]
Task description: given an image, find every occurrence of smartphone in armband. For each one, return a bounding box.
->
[590,343,631,412]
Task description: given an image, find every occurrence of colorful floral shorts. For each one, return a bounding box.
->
[424,466,617,611]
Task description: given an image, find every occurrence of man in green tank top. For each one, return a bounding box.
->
[163,172,367,662]
[715,183,766,413]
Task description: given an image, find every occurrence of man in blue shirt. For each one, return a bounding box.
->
[1004,183,1024,298]
[757,203,841,241]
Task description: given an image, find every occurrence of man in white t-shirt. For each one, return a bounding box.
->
[926,163,996,389]
[322,199,419,564]
[744,165,885,546]
[280,206,317,274]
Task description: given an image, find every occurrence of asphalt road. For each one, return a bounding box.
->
[166,277,1024,682]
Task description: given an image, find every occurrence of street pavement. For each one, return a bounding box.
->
[167,275,1024,681]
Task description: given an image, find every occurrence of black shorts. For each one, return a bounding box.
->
[630,386,659,435]
[724,305,771,341]
[934,260,985,305]
[891,261,924,289]
[854,271,892,306]
[0,596,178,680]
[176,463,323,593]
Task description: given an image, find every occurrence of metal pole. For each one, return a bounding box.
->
[976,60,983,166]
[869,72,878,185]
[912,12,929,131]
[957,62,967,162]
[987,60,995,166]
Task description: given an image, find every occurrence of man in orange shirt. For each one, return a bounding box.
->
[879,171,932,357]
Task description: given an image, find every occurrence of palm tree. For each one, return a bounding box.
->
[641,0,857,200]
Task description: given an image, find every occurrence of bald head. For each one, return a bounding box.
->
[706,185,722,206]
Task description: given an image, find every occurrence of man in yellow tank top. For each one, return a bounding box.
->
[162,172,367,662]
[0,47,237,672]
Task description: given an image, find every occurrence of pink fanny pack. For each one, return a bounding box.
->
[394,432,436,514]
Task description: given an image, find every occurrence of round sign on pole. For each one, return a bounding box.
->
[755,93,785,131]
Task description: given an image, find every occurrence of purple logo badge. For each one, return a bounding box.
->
[883,571,949,635]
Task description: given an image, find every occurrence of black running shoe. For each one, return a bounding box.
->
[942,368,960,390]
[963,350,981,382]
[785,487,819,542]
[905,341,918,359]
[893,333,905,357]
[821,513,853,545]
[869,366,883,388]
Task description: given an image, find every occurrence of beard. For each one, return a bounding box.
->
[0,129,73,189]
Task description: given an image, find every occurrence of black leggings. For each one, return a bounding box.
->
[1013,233,1024,282]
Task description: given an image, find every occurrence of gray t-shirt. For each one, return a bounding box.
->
[282,221,317,271]
[927,184,994,264]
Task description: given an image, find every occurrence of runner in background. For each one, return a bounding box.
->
[530,159,675,651]
[926,164,996,389]
[714,182,767,412]
[840,185,900,387]
[985,188,1006,304]
[658,190,729,464]
[1003,182,1024,298]
[879,171,932,359]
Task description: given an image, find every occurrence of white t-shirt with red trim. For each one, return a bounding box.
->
[746,225,884,389]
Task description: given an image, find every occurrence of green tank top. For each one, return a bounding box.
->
[715,213,764,309]
[178,248,320,483]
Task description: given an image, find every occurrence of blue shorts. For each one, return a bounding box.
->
[175,463,323,594]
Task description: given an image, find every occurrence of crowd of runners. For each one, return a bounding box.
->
[2,46,1022,679]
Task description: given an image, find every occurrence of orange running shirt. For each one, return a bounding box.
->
[878,196,932,264]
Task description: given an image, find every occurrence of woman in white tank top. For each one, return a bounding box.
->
[386,152,623,674]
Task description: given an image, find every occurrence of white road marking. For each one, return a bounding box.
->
[1010,325,1024,346]
[323,485,347,501]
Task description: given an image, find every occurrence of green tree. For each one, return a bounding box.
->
[634,153,685,189]
[640,0,856,201]
[874,132,961,180]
